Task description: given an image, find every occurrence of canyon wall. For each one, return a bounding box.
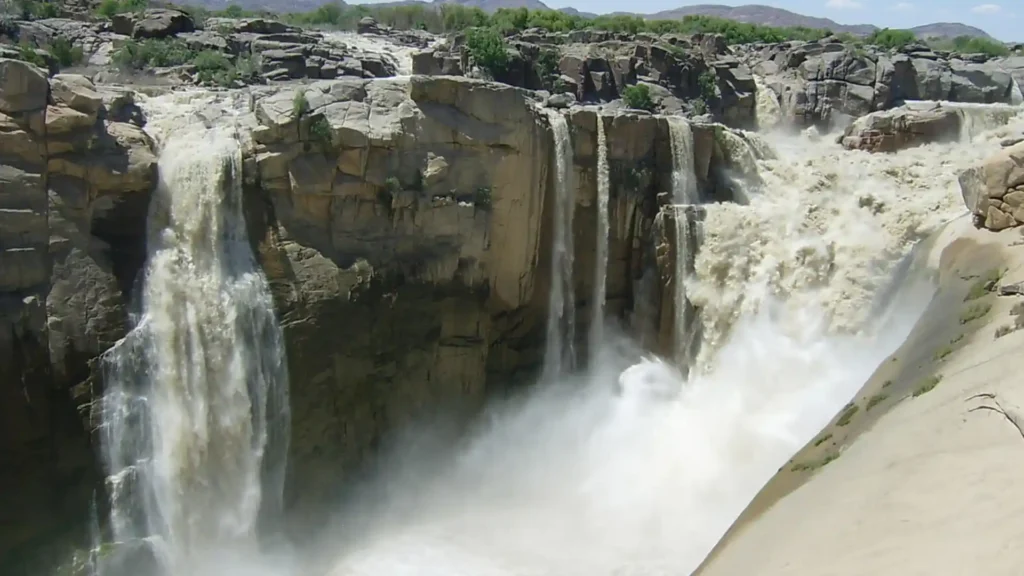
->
[0,61,740,573]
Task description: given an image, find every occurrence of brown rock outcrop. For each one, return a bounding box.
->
[840,103,961,153]
[960,141,1024,231]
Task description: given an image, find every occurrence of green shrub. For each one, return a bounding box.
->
[308,115,332,147]
[465,26,509,78]
[867,28,916,50]
[49,36,84,68]
[292,90,309,118]
[233,55,259,82]
[622,84,654,111]
[96,0,146,18]
[931,35,1010,57]
[96,0,120,19]
[32,0,60,18]
[112,38,193,70]
[16,42,46,67]
[192,49,233,84]
[440,4,487,32]
[697,71,717,101]
[536,48,560,80]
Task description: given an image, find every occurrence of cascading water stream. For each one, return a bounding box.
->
[543,111,576,378]
[590,116,610,358]
[666,117,700,367]
[98,92,290,576]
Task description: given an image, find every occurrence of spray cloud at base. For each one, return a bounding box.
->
[319,273,933,576]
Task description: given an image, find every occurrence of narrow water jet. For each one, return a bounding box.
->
[544,110,576,378]
[98,113,290,576]
[590,115,610,359]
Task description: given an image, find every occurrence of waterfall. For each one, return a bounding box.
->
[666,117,699,368]
[590,116,610,358]
[753,75,783,131]
[99,108,289,575]
[544,110,576,378]
[322,103,1024,576]
[1010,76,1023,106]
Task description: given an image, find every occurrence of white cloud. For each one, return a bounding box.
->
[971,3,1002,14]
[826,0,863,8]
[889,2,914,11]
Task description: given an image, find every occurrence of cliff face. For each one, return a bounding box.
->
[0,63,744,572]
[244,75,743,519]
[247,76,555,514]
[0,59,155,571]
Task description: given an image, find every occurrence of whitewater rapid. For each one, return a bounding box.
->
[689,104,1024,366]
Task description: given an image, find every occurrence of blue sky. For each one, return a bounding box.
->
[352,1,1019,41]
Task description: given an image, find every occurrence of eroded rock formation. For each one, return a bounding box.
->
[961,141,1024,230]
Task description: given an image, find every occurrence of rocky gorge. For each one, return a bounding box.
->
[2,6,1024,576]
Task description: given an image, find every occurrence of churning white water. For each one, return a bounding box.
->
[98,91,290,576]
[321,31,432,76]
[690,105,1024,364]
[543,111,576,378]
[590,115,610,358]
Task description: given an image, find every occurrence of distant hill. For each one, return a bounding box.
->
[558,6,597,19]
[183,0,997,41]
[908,22,994,40]
[438,0,548,11]
[643,4,877,36]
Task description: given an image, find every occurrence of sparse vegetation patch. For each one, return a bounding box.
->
[866,393,888,411]
[960,302,992,325]
[792,452,838,472]
[836,402,859,427]
[912,374,943,397]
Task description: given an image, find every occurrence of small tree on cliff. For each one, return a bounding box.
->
[622,84,655,112]
[465,26,509,79]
